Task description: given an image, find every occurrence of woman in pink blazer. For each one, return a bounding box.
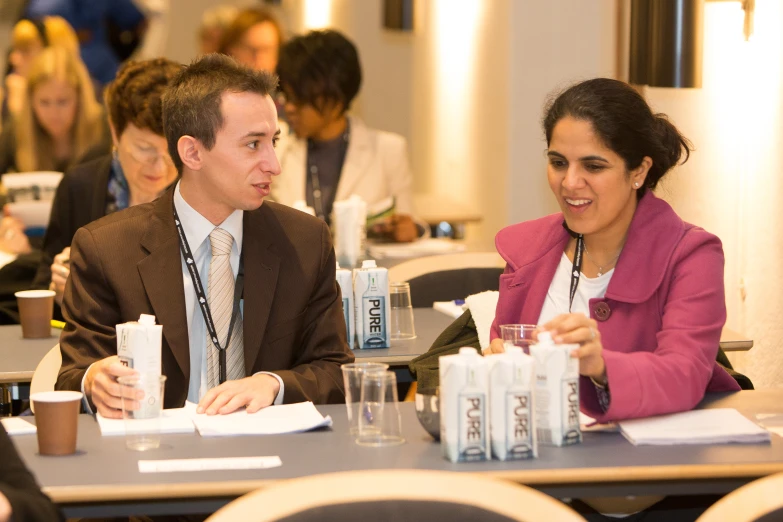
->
[488,78,740,424]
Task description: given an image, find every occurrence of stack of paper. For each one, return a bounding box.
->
[619,408,771,446]
[1,417,36,435]
[189,402,332,437]
[433,300,466,319]
[96,408,196,436]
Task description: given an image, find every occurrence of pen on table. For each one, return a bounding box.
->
[51,320,66,329]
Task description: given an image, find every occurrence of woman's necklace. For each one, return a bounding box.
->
[583,244,623,277]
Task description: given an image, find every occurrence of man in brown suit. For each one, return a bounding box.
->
[56,54,354,418]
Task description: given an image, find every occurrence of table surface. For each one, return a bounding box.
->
[353,308,453,366]
[10,389,783,517]
[0,325,59,384]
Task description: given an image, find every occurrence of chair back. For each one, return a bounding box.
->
[696,472,783,522]
[30,344,61,413]
[388,253,505,307]
[206,469,586,522]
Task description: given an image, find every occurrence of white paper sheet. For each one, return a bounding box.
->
[188,401,333,437]
[96,408,196,436]
[1,417,36,435]
[138,456,282,473]
[619,408,771,446]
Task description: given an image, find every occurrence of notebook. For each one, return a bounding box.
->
[619,408,771,446]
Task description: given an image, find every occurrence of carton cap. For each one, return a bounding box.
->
[361,260,377,269]
[138,314,157,326]
[505,346,524,354]
[536,331,553,344]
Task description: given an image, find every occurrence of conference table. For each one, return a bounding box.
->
[9,389,783,518]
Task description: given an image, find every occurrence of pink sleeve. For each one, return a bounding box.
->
[490,263,514,341]
[583,232,728,422]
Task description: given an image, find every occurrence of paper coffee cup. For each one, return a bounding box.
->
[15,290,55,339]
[31,391,83,456]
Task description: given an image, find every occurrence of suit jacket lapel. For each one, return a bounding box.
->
[335,117,372,201]
[242,207,280,373]
[137,189,190,379]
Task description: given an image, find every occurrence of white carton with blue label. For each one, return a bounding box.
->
[353,260,390,349]
[529,331,581,447]
[487,346,537,460]
[439,347,490,463]
[335,262,355,347]
[116,314,163,418]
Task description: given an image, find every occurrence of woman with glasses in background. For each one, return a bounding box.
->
[33,57,181,307]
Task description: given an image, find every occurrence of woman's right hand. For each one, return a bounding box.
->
[50,247,70,306]
[482,338,506,356]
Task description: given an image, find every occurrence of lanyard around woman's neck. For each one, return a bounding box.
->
[562,221,583,313]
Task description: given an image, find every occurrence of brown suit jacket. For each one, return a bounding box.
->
[55,187,354,407]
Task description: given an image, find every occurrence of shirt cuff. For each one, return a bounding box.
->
[254,371,284,405]
[80,364,95,414]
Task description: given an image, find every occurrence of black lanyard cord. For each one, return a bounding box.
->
[562,221,583,313]
[174,207,244,384]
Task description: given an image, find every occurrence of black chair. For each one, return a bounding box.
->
[387,253,505,307]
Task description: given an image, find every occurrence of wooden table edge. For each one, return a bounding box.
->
[0,371,33,384]
[43,462,783,504]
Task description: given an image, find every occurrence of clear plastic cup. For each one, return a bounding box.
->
[118,374,166,451]
[341,362,389,435]
[500,324,538,354]
[390,282,416,340]
[356,370,405,447]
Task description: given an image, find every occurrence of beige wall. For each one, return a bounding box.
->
[647,0,783,388]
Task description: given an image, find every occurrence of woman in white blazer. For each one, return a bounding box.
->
[273,30,417,242]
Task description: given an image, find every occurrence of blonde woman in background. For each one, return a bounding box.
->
[199,5,238,55]
[0,46,105,174]
[2,16,79,122]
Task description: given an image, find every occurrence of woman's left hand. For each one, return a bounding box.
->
[542,313,606,384]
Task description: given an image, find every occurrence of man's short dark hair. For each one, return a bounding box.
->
[162,53,278,173]
[276,30,362,114]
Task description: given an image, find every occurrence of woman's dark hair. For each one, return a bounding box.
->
[105,57,182,138]
[543,78,692,198]
[276,30,362,114]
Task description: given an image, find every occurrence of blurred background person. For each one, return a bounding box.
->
[218,6,283,73]
[274,30,418,242]
[23,0,147,86]
[0,46,105,174]
[2,16,80,124]
[33,57,181,307]
[199,4,238,55]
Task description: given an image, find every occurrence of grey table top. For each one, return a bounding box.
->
[0,309,451,387]
[0,325,59,384]
[353,308,453,366]
[10,389,783,517]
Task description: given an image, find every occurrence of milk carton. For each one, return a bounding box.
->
[335,262,355,347]
[332,195,367,268]
[116,314,163,417]
[529,331,581,447]
[353,260,390,349]
[488,347,537,460]
[439,347,490,462]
